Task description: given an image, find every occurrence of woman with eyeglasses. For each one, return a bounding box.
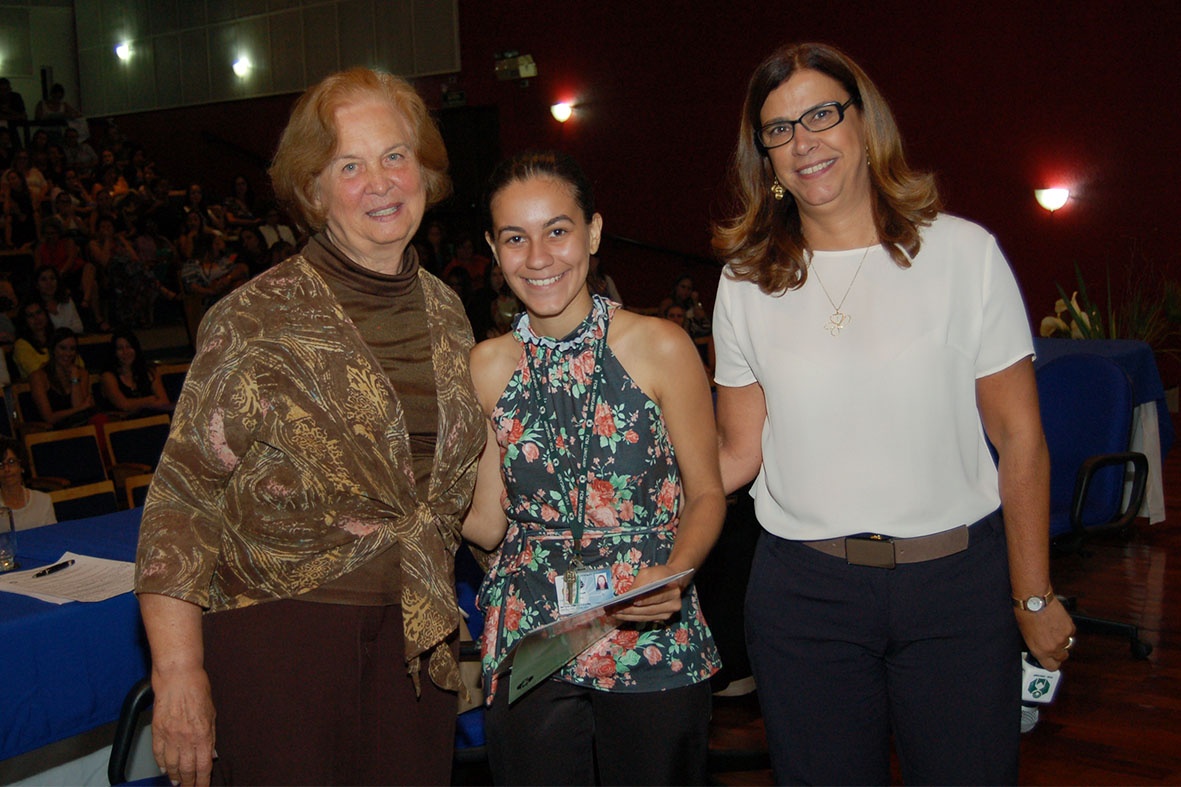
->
[711,43,1074,784]
[0,437,56,530]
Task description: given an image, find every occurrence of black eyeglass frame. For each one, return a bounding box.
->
[756,96,860,150]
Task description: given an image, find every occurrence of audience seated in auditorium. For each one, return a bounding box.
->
[100,329,172,416]
[588,252,623,305]
[442,234,490,282]
[13,300,54,378]
[0,437,57,530]
[32,266,84,335]
[182,183,225,233]
[107,219,169,329]
[33,219,81,281]
[28,328,100,429]
[0,275,17,343]
[2,167,38,250]
[223,174,260,229]
[659,274,711,338]
[232,225,270,277]
[414,218,451,276]
[258,205,297,249]
[62,127,98,179]
[466,262,519,340]
[182,233,248,310]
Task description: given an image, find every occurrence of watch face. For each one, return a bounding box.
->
[1026,595,1046,612]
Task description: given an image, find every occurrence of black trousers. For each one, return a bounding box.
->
[204,599,458,786]
[485,677,712,785]
[746,511,1022,785]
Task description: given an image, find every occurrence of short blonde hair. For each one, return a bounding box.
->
[269,67,451,233]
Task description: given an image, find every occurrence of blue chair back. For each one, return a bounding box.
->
[1036,354,1135,538]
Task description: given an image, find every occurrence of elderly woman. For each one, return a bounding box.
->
[0,437,56,530]
[711,43,1075,784]
[135,67,485,786]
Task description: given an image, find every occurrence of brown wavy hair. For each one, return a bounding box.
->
[712,42,941,295]
[269,67,451,234]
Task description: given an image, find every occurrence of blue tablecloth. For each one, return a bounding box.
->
[1033,338,1174,457]
[0,508,148,762]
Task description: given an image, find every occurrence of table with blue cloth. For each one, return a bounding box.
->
[0,508,149,763]
[1033,338,1174,523]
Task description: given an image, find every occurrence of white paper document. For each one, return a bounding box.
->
[0,551,135,604]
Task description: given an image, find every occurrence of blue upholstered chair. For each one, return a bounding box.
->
[1035,352,1152,658]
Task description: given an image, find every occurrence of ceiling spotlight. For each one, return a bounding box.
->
[1034,188,1070,212]
[115,43,131,61]
[550,102,573,123]
[233,56,252,78]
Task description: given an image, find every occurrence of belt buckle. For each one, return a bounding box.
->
[845,534,896,569]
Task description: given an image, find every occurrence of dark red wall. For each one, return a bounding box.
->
[111,0,1181,320]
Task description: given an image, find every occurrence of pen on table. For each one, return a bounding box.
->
[34,559,75,578]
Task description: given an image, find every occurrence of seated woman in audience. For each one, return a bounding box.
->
[258,205,297,249]
[2,167,39,250]
[33,219,82,282]
[32,265,85,334]
[28,328,99,429]
[0,275,18,343]
[13,300,54,378]
[223,174,260,229]
[100,329,171,415]
[11,149,49,211]
[174,209,211,262]
[181,232,248,310]
[658,274,711,338]
[0,437,56,530]
[231,225,269,278]
[182,182,225,233]
[52,190,90,241]
[466,261,519,340]
[587,252,623,305]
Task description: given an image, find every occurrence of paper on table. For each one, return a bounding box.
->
[498,568,694,704]
[0,551,135,603]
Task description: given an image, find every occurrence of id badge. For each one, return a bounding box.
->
[554,567,616,615]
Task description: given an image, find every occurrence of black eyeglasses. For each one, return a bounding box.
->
[758,97,859,150]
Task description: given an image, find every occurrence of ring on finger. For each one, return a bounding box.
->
[1064,635,1075,651]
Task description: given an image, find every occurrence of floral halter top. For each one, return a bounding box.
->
[477,295,720,702]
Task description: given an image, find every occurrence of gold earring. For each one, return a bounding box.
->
[771,178,785,201]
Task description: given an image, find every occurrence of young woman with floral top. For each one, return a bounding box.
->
[462,151,724,785]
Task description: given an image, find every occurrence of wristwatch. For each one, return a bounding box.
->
[1012,592,1055,612]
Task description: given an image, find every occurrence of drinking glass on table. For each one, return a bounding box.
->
[0,505,15,572]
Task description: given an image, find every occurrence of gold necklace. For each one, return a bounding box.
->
[808,245,871,336]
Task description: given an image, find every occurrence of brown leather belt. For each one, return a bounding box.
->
[802,524,971,569]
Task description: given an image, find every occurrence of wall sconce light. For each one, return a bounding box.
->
[1034,188,1070,212]
[232,56,252,78]
[550,102,573,123]
[115,43,132,61]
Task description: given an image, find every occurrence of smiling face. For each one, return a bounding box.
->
[761,69,872,231]
[52,336,78,369]
[115,336,137,369]
[486,175,602,338]
[314,97,426,274]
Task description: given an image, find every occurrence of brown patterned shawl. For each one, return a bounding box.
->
[135,250,485,691]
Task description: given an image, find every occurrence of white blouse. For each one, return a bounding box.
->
[713,214,1033,540]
